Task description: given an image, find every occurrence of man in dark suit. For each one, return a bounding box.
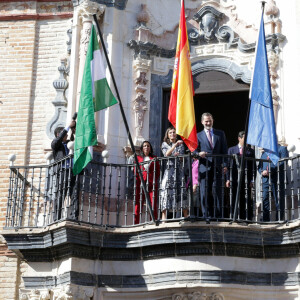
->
[258,145,289,221]
[194,112,228,219]
[51,120,78,220]
[226,131,256,220]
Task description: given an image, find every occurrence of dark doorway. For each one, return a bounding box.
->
[161,90,249,148]
[194,90,249,147]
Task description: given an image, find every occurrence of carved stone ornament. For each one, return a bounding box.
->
[67,23,72,55]
[268,51,279,100]
[128,2,284,59]
[265,0,279,18]
[172,292,224,300]
[123,145,140,158]
[267,50,280,123]
[133,93,148,145]
[135,71,148,86]
[77,0,105,55]
[193,6,224,43]
[52,284,94,300]
[78,0,105,23]
[46,59,69,139]
[80,26,92,55]
[190,4,285,53]
[132,57,151,145]
[137,4,149,26]
[19,289,51,300]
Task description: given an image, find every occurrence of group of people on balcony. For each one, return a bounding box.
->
[133,112,289,224]
[51,112,289,224]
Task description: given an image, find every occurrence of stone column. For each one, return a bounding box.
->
[66,0,105,122]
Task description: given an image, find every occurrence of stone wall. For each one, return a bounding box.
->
[0,1,73,298]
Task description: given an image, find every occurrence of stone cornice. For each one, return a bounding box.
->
[128,33,284,60]
[128,40,176,59]
[0,12,73,21]
[23,269,300,289]
[4,221,300,261]
[0,0,73,21]
[1,0,71,2]
[72,0,128,9]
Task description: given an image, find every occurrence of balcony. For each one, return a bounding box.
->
[4,153,300,228]
[3,153,300,299]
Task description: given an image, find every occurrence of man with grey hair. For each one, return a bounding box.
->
[194,112,228,219]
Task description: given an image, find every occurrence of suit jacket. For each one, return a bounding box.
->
[258,145,289,183]
[51,129,69,162]
[227,144,255,184]
[195,129,228,172]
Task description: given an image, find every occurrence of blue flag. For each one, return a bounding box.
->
[247,11,279,165]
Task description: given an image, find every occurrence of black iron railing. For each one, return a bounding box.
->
[5,154,300,228]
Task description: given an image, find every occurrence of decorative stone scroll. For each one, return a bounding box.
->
[172,291,225,300]
[190,4,284,54]
[20,289,50,300]
[20,285,94,300]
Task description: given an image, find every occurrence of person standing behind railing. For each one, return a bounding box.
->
[226,131,256,220]
[51,120,77,220]
[193,113,228,219]
[160,127,188,220]
[134,141,160,224]
[258,145,289,221]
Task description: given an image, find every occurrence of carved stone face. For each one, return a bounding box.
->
[200,12,218,41]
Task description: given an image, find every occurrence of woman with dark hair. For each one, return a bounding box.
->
[134,140,160,224]
[160,127,188,220]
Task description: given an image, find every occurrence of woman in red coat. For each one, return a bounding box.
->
[134,141,160,224]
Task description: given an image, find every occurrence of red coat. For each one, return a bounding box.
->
[135,155,160,190]
[134,155,160,224]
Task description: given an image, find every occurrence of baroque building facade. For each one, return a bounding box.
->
[0,0,300,299]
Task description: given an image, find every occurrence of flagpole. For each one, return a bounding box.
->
[232,1,266,222]
[92,15,156,224]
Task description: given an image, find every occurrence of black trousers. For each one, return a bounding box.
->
[199,168,222,218]
[230,180,253,220]
[262,177,285,221]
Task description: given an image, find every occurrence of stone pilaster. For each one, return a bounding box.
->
[132,58,151,146]
[66,0,105,122]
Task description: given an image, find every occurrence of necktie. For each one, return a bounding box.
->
[207,130,213,149]
[239,147,243,155]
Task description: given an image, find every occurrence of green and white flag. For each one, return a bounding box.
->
[73,25,118,175]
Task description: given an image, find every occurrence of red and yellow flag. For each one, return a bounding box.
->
[168,0,197,152]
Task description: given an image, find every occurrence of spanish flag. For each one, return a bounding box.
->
[168,0,197,152]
